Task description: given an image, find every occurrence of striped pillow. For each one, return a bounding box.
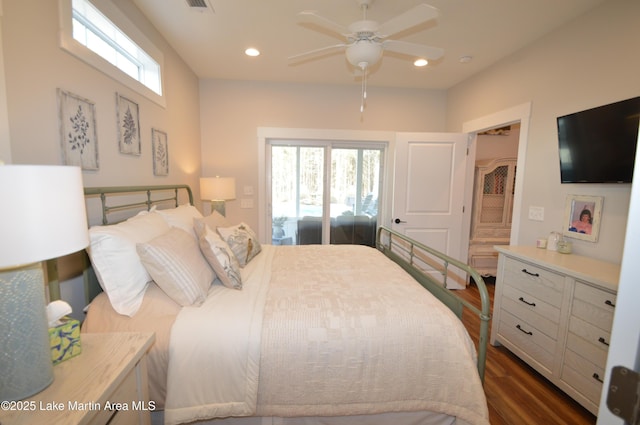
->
[137,227,214,306]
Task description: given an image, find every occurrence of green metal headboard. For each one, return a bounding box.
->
[47,184,194,306]
[84,184,194,225]
[376,226,491,383]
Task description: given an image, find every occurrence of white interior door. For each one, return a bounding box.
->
[392,132,469,288]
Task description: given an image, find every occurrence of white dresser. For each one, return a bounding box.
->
[490,246,619,415]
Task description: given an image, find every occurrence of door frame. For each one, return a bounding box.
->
[460,102,532,260]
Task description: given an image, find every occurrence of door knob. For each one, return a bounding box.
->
[394,218,406,224]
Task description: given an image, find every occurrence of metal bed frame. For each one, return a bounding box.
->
[376,226,490,383]
[48,184,489,383]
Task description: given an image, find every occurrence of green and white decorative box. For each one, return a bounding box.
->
[49,316,82,365]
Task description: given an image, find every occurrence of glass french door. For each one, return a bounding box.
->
[269,141,383,246]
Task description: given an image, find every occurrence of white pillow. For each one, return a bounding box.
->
[87,211,170,316]
[197,225,242,290]
[156,204,203,237]
[217,223,262,267]
[137,227,215,306]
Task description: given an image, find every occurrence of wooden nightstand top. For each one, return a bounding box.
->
[0,332,155,425]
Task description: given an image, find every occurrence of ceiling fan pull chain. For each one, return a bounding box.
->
[360,64,367,113]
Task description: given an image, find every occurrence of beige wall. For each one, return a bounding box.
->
[199,79,447,227]
[447,0,639,263]
[2,0,202,221]
[3,0,637,264]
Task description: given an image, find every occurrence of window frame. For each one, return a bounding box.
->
[58,0,165,107]
[258,127,394,244]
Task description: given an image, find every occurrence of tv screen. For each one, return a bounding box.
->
[557,96,640,183]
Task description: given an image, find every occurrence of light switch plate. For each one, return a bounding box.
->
[528,206,545,221]
[240,198,254,209]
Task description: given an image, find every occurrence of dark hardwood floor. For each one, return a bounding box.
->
[457,280,597,425]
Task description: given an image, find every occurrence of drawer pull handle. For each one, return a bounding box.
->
[598,337,610,346]
[592,373,604,383]
[521,269,540,277]
[516,324,533,336]
[604,299,616,308]
[518,297,536,307]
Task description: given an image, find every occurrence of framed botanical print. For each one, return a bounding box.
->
[563,194,604,242]
[152,128,169,176]
[116,93,141,155]
[57,89,99,170]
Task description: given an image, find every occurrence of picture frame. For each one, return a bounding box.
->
[563,195,603,242]
[116,93,141,155]
[151,128,169,176]
[57,89,99,170]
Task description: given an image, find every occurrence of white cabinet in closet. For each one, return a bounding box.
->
[468,158,516,277]
[490,246,619,415]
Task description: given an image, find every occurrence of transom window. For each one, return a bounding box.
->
[59,0,165,106]
[72,0,161,95]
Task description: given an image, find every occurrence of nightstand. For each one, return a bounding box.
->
[0,332,155,425]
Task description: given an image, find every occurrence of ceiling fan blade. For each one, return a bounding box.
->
[288,43,348,62]
[378,3,439,38]
[298,11,350,37]
[382,40,444,60]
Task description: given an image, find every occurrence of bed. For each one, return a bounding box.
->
[58,185,491,425]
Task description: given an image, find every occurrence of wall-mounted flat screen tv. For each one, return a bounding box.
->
[557,96,640,183]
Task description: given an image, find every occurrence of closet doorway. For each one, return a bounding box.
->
[467,123,521,278]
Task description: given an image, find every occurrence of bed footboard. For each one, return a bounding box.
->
[376,226,491,383]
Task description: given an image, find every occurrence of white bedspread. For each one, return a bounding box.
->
[164,245,489,425]
[164,245,274,424]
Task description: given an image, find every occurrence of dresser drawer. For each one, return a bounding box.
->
[497,310,556,371]
[501,285,560,339]
[566,331,609,368]
[562,349,604,405]
[502,257,565,307]
[572,281,616,331]
[568,315,611,358]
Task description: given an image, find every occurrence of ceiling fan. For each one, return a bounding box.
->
[289,0,444,112]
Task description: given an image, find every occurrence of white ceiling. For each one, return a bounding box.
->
[132,0,606,90]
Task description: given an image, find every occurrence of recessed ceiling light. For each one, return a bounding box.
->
[245,48,260,57]
[459,55,473,63]
[414,58,428,67]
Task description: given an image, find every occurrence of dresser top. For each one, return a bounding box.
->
[495,245,620,292]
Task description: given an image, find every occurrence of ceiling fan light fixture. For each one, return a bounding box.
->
[414,58,428,67]
[346,42,382,68]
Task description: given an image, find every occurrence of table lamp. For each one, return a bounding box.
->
[0,165,89,401]
[200,176,236,217]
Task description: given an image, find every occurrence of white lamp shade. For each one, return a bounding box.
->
[200,177,236,201]
[0,165,89,268]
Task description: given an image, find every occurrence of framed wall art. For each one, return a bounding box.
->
[57,88,99,170]
[563,194,603,242]
[116,93,141,155]
[152,128,169,176]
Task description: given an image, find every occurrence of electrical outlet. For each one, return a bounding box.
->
[528,206,545,221]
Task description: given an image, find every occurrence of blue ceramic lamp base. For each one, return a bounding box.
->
[0,263,54,401]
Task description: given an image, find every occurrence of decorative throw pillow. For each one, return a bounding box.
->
[137,227,215,306]
[193,210,231,236]
[217,223,262,267]
[87,211,170,317]
[156,204,203,238]
[197,225,242,290]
